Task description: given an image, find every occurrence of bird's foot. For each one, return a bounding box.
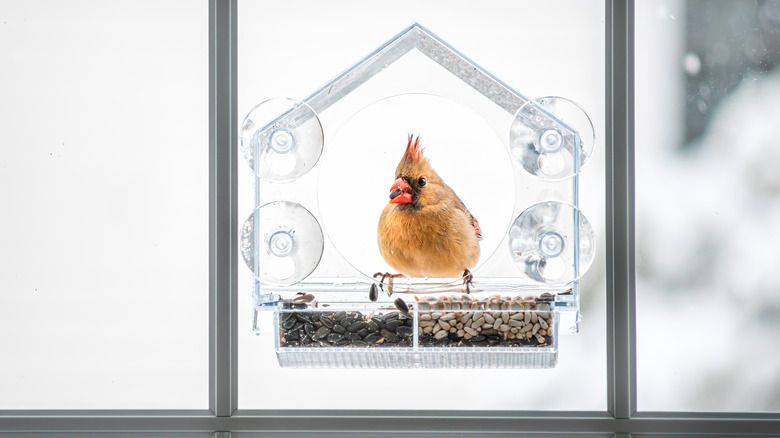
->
[462,269,474,294]
[373,272,404,296]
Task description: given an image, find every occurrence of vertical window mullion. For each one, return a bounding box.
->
[606,0,637,419]
[209,0,239,417]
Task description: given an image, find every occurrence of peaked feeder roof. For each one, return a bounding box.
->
[247,23,581,167]
[304,23,531,117]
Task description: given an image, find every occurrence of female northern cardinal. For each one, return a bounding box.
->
[376,135,482,291]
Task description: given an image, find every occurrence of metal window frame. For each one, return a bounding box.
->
[1,0,779,436]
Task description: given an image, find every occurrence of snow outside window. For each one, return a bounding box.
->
[636,0,780,412]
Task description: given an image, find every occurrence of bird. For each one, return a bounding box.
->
[376,134,482,293]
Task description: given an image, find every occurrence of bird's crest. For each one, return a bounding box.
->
[404,134,424,162]
[396,133,433,181]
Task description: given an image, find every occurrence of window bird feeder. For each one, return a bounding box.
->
[240,24,596,368]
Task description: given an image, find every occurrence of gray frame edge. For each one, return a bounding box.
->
[606,0,637,420]
[0,414,779,434]
[209,0,239,417]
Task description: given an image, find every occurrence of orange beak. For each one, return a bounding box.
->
[389,178,413,204]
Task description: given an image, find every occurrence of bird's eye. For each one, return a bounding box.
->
[418,176,427,187]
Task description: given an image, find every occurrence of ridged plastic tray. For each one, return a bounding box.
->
[274,294,558,368]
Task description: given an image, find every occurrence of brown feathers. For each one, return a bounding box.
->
[377,135,481,278]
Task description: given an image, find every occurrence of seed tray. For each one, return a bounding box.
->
[276,346,557,369]
[278,310,414,348]
[274,294,558,368]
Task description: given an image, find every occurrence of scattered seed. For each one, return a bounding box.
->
[394,297,409,316]
[369,284,378,302]
[396,326,413,337]
[292,293,314,304]
[312,326,331,340]
[320,315,335,328]
[440,313,456,321]
[326,332,345,343]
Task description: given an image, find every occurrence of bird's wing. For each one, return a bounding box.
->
[445,184,483,241]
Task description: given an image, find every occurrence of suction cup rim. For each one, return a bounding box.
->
[508,201,595,285]
[240,201,324,286]
[240,97,324,182]
[509,96,595,181]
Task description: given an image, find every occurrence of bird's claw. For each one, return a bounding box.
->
[462,269,474,294]
[373,272,403,296]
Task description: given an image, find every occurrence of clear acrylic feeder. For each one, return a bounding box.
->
[275,294,559,369]
[241,24,596,368]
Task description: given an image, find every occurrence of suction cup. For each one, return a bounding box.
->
[509,96,594,180]
[240,201,324,286]
[240,98,324,182]
[508,201,595,285]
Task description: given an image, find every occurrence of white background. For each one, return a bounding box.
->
[0,0,209,408]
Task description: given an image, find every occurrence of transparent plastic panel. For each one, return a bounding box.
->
[509,201,596,286]
[0,1,208,409]
[510,96,596,180]
[241,201,325,286]
[239,0,606,410]
[636,0,780,411]
[275,294,558,368]
[240,26,593,330]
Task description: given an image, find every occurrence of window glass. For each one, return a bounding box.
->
[636,0,780,411]
[0,0,209,409]
[238,0,607,410]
